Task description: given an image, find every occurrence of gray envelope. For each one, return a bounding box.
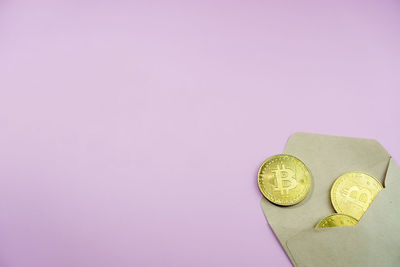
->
[260,132,400,267]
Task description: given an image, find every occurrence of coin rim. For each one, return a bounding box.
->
[257,154,312,206]
[315,213,359,228]
[330,171,383,220]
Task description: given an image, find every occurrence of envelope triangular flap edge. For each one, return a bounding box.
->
[286,158,400,267]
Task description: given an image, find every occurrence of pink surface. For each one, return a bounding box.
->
[1,1,400,266]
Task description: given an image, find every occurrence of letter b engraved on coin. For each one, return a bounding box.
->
[342,186,372,211]
[258,154,311,206]
[331,172,382,220]
[273,165,298,195]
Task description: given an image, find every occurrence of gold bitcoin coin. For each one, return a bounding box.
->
[330,172,382,220]
[316,214,358,228]
[257,154,311,206]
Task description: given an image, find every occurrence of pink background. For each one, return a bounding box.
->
[1,1,399,266]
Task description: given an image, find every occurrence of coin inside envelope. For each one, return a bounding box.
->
[260,133,393,267]
[330,172,382,220]
[315,214,358,228]
[286,158,400,267]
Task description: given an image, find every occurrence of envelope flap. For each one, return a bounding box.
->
[286,158,400,267]
[260,133,391,264]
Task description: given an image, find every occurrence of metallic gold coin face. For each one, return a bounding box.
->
[258,154,311,206]
[330,172,382,220]
[316,214,358,228]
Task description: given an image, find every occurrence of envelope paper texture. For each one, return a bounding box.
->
[260,133,400,267]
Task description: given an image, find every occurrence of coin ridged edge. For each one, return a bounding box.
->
[315,213,359,229]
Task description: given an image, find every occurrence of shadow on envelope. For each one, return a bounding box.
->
[260,132,400,267]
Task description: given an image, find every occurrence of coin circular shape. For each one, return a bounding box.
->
[330,172,382,220]
[316,214,358,228]
[257,154,312,206]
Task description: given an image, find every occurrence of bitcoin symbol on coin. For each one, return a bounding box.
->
[331,172,382,220]
[342,186,372,211]
[273,165,297,195]
[257,154,311,206]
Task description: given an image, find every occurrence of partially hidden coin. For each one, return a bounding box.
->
[258,154,312,206]
[316,214,358,228]
[330,172,382,220]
